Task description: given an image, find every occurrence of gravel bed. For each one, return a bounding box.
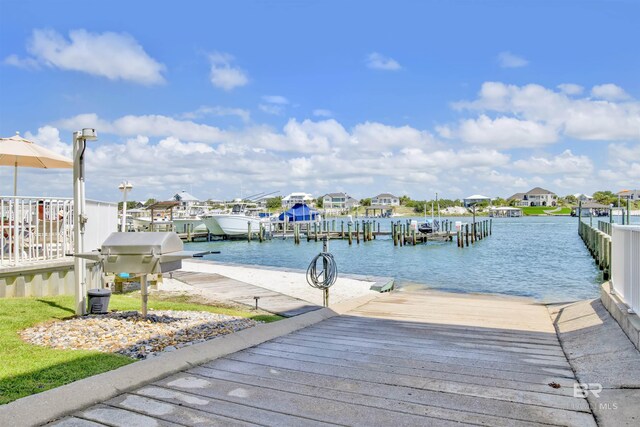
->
[20,310,259,359]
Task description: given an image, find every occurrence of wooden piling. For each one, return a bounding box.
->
[348,222,353,245]
[247,222,252,242]
[356,221,360,244]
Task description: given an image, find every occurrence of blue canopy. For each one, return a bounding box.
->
[278,203,319,221]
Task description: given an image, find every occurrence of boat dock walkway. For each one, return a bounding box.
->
[170,271,321,317]
[41,290,620,426]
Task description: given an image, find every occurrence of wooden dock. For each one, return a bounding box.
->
[54,290,596,426]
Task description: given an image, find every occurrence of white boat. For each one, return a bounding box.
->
[132,216,173,232]
[202,203,265,237]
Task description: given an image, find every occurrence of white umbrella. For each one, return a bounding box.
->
[0,132,73,196]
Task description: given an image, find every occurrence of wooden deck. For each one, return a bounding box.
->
[52,291,595,426]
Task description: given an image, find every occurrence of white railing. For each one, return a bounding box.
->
[611,225,640,313]
[1,196,118,268]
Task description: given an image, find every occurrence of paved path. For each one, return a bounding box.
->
[51,291,596,426]
[171,270,321,317]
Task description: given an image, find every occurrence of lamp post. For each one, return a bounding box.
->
[73,128,97,316]
[118,181,133,232]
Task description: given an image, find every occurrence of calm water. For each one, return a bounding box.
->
[185,216,635,302]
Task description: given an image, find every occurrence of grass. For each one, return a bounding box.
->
[521,206,571,215]
[0,293,282,404]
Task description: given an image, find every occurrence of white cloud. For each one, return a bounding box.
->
[557,83,584,95]
[180,106,250,123]
[313,109,332,118]
[55,113,224,143]
[497,51,528,68]
[208,52,248,90]
[451,82,640,143]
[262,95,288,105]
[3,54,39,69]
[258,104,284,115]
[6,29,166,85]
[591,83,630,101]
[455,115,558,148]
[366,52,401,71]
[513,150,594,175]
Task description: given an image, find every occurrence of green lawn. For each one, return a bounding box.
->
[0,293,281,404]
[521,206,571,215]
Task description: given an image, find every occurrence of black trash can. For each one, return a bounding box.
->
[87,288,112,314]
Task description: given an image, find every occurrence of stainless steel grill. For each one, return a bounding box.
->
[76,232,209,316]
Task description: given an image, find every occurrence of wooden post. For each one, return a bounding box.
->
[348,222,353,245]
[247,221,252,242]
[315,222,318,242]
[356,221,360,244]
[465,223,469,247]
[341,221,345,238]
[627,198,630,225]
[490,219,492,236]
[393,223,398,246]
[412,228,416,245]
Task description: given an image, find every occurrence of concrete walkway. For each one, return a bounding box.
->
[170,270,321,317]
[50,290,597,426]
[550,299,640,426]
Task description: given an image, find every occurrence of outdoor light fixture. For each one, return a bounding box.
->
[118,180,133,232]
[73,128,97,315]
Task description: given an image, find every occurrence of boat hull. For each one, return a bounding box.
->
[211,215,263,236]
[200,216,226,236]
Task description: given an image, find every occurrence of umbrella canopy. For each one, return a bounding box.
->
[0,133,73,196]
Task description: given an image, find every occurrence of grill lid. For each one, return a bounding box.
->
[100,232,183,255]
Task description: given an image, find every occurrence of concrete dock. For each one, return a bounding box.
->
[43,290,609,426]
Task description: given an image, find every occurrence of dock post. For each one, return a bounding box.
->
[356,221,360,244]
[315,222,318,242]
[341,221,344,238]
[259,223,264,242]
[348,222,353,245]
[392,223,398,246]
[490,219,492,236]
[412,228,416,246]
[465,224,469,247]
[247,222,252,242]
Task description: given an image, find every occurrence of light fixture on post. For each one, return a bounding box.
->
[73,128,97,316]
[118,181,133,232]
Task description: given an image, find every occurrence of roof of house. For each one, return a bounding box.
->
[324,192,348,198]
[464,194,491,200]
[507,193,525,201]
[172,190,199,202]
[374,193,398,198]
[575,201,609,209]
[526,187,556,195]
[282,192,313,200]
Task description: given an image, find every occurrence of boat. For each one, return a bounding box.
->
[418,219,439,234]
[201,203,264,237]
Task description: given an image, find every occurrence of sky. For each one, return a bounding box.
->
[0,0,639,203]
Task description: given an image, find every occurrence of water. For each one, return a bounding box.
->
[185,216,635,302]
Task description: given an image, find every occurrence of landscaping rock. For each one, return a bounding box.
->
[20,310,259,359]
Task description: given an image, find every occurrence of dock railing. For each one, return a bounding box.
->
[598,220,612,236]
[611,225,640,314]
[578,220,611,279]
[1,196,117,268]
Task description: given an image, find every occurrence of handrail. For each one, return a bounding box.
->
[611,225,640,314]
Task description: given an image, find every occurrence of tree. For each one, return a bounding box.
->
[360,198,371,207]
[316,196,323,208]
[592,191,616,206]
[266,196,282,209]
[118,201,139,210]
[144,198,156,207]
[399,195,412,206]
[564,194,577,205]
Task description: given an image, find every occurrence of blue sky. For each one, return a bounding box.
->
[1,0,638,202]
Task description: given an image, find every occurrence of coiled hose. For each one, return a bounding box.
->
[306,252,338,289]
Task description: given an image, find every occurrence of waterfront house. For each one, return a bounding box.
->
[371,193,400,206]
[282,192,315,208]
[463,194,492,207]
[508,187,558,207]
[618,189,640,201]
[322,192,359,211]
[171,190,199,207]
[573,193,593,202]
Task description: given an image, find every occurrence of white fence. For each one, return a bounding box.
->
[611,225,640,314]
[1,196,117,268]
